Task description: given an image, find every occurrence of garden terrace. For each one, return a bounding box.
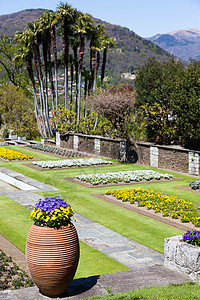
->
[0,145,200,298]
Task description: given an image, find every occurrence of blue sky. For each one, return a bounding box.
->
[1,0,200,37]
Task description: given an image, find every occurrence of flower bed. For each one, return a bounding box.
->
[0,250,34,290]
[77,170,173,185]
[105,187,200,226]
[27,143,84,158]
[0,147,33,160]
[32,158,113,169]
[189,180,200,190]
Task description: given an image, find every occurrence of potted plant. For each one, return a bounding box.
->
[26,196,79,297]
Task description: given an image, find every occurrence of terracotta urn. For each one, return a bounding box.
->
[26,223,79,296]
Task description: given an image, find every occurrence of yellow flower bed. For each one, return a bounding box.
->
[0,147,33,160]
[105,187,200,226]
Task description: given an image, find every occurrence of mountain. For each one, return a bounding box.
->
[0,9,172,84]
[148,29,200,61]
[0,9,51,36]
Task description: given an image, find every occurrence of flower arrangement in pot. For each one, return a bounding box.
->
[26,196,79,297]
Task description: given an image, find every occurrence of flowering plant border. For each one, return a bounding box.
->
[32,158,113,169]
[105,187,200,226]
[0,147,33,160]
[77,170,173,185]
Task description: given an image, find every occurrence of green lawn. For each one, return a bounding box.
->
[0,145,200,281]
[81,282,200,299]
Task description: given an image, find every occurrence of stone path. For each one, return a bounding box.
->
[0,168,191,299]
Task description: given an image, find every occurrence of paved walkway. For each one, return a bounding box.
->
[0,168,191,299]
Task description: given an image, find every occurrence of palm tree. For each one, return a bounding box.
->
[14,32,43,136]
[56,3,76,110]
[88,24,104,94]
[69,35,79,114]
[26,22,51,137]
[38,13,55,137]
[101,35,115,85]
[74,12,93,126]
[50,12,59,110]
[39,11,55,112]
[82,68,91,116]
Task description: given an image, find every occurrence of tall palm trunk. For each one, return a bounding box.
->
[25,58,43,136]
[77,32,85,127]
[34,39,51,137]
[41,34,52,137]
[94,51,100,90]
[88,47,96,95]
[73,45,78,114]
[62,24,69,109]
[51,25,58,110]
[47,41,55,110]
[101,48,107,85]
[70,63,74,106]
[32,46,47,137]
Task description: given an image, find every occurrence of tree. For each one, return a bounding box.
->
[135,57,184,108]
[56,3,76,109]
[12,6,111,138]
[89,85,136,140]
[73,12,93,126]
[0,84,40,139]
[100,35,115,85]
[171,60,200,147]
[0,34,28,88]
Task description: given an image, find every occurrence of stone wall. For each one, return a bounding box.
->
[59,133,126,161]
[137,141,200,176]
[57,133,200,176]
[164,235,200,281]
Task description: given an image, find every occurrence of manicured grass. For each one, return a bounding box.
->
[82,282,200,299]
[0,196,129,278]
[1,145,199,254]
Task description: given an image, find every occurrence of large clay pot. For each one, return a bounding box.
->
[26,223,79,296]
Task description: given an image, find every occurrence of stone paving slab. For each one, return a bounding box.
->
[74,212,164,269]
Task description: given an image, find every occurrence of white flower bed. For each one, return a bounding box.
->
[32,158,113,169]
[76,170,173,185]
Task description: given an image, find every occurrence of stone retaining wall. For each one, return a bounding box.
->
[137,141,200,176]
[59,133,126,161]
[164,235,200,281]
[56,133,200,176]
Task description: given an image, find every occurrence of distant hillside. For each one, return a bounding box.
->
[0,9,51,36]
[148,29,200,61]
[0,9,172,84]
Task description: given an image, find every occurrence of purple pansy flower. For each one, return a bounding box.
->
[35,196,70,213]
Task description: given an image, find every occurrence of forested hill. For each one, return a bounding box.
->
[0,9,172,84]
